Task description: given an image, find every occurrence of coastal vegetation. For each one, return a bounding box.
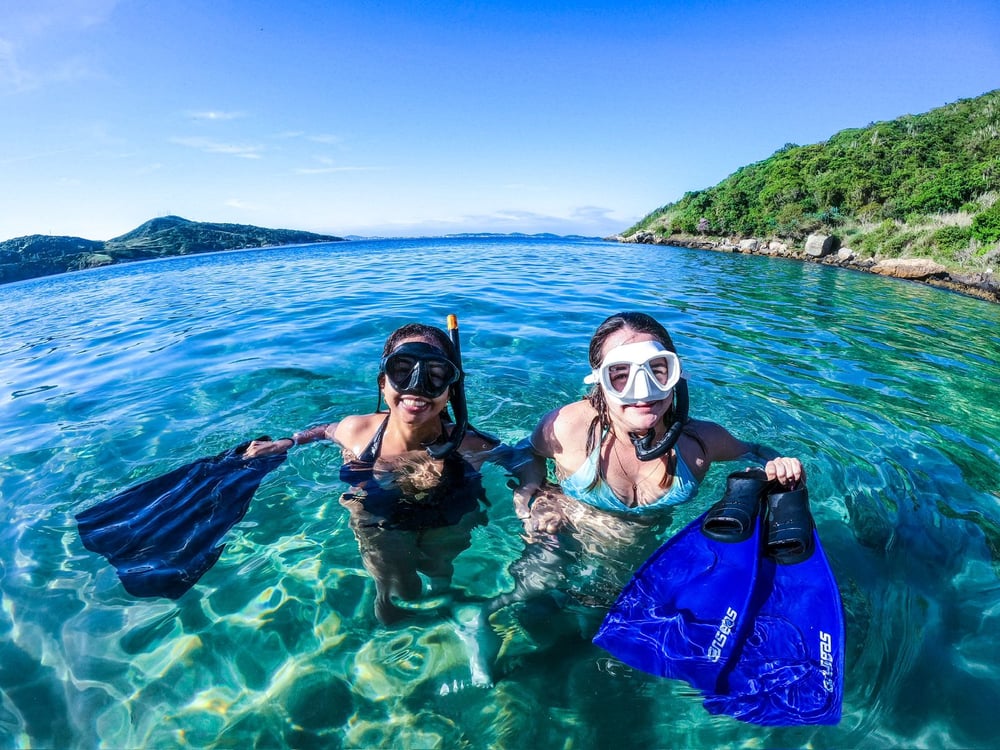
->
[624,89,1000,273]
[0,216,344,285]
[4,91,998,293]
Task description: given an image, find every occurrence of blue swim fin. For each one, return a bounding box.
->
[702,485,845,725]
[593,469,769,693]
[76,438,286,599]
[594,473,845,726]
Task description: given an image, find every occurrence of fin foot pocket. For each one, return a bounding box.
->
[701,468,769,543]
[765,486,815,564]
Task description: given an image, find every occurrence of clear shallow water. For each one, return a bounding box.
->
[1,236,998,749]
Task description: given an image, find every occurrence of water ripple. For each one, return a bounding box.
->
[1,237,998,748]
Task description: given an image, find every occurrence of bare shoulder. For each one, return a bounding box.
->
[554,400,596,432]
[533,399,596,458]
[332,413,384,452]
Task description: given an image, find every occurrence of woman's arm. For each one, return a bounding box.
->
[508,410,560,517]
[292,423,337,445]
[689,419,804,486]
[505,410,579,535]
[242,422,338,458]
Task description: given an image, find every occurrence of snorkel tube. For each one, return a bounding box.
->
[628,377,690,461]
[426,314,469,459]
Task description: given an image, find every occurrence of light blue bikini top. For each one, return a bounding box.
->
[559,436,700,515]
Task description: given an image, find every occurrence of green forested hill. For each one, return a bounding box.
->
[0,216,345,284]
[627,89,1000,270]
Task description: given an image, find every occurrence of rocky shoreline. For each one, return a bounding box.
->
[615,231,999,304]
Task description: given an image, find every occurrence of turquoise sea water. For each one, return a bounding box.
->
[1,236,998,749]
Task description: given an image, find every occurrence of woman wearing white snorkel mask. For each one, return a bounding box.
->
[514,312,803,534]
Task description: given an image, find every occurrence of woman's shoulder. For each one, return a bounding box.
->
[682,417,721,435]
[541,399,594,431]
[332,413,385,448]
[532,399,596,456]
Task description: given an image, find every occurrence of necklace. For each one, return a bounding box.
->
[609,434,667,506]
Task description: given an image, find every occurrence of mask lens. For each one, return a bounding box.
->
[594,342,681,405]
[424,360,457,391]
[647,357,673,386]
[385,355,418,389]
[606,363,633,394]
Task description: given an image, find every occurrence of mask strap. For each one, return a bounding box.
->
[628,378,690,461]
[426,314,468,459]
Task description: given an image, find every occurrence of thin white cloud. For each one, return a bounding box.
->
[293,155,377,174]
[0,40,97,92]
[225,198,261,211]
[307,133,343,145]
[187,110,245,121]
[294,165,378,175]
[273,131,343,144]
[170,136,263,159]
[0,146,76,166]
[366,206,622,237]
[2,1,121,35]
[570,205,617,222]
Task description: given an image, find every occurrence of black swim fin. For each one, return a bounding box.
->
[593,469,769,693]
[76,438,286,599]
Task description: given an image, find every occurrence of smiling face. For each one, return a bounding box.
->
[380,336,454,425]
[597,327,675,435]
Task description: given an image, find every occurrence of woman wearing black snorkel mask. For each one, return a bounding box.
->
[513,312,803,535]
[247,322,492,460]
[245,321,498,626]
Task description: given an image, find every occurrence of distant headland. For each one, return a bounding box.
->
[0,216,346,285]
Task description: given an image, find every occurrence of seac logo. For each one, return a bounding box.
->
[819,630,835,692]
[707,607,739,662]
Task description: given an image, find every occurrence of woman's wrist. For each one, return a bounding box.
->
[290,424,329,446]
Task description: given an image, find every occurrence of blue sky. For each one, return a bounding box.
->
[1,0,998,240]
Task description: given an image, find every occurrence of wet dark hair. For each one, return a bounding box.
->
[584,312,691,490]
[381,323,457,362]
[587,312,677,369]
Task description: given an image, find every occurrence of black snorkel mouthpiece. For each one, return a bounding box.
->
[426,314,469,459]
[629,377,690,461]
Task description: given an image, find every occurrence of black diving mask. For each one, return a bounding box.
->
[380,342,461,399]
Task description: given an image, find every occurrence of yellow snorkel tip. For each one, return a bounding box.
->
[447,313,458,331]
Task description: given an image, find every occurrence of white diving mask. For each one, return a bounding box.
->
[584,340,682,405]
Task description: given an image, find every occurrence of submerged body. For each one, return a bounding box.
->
[338,414,491,623]
[559,428,700,514]
[245,322,497,627]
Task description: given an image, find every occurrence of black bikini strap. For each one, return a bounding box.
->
[357,414,391,463]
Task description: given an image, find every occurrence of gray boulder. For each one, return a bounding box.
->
[804,234,837,257]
